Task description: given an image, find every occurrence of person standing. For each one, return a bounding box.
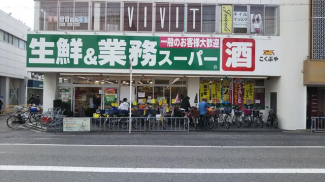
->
[34,95,41,106]
[181,96,191,112]
[118,98,130,115]
[198,98,210,130]
[28,95,35,105]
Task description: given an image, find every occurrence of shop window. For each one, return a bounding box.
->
[202,5,216,33]
[8,34,13,44]
[138,3,153,31]
[19,39,26,50]
[3,32,8,43]
[155,3,169,32]
[107,3,121,31]
[171,87,187,103]
[154,86,170,104]
[170,4,184,32]
[13,37,18,47]
[137,77,153,85]
[92,2,106,31]
[234,6,248,33]
[124,3,138,31]
[171,78,186,85]
[74,2,89,30]
[254,88,265,109]
[265,6,279,35]
[59,77,72,84]
[39,1,58,31]
[59,1,74,30]
[250,6,264,35]
[254,79,265,86]
[0,30,3,41]
[105,77,118,85]
[155,79,169,85]
[137,86,153,104]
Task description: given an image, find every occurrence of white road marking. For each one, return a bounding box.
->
[0,144,324,149]
[0,165,324,174]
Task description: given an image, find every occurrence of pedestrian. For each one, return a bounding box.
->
[34,95,41,106]
[198,98,210,130]
[181,96,191,112]
[93,94,101,109]
[118,98,129,115]
[28,95,35,105]
[0,99,3,114]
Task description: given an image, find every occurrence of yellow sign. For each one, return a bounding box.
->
[172,99,175,104]
[163,99,167,104]
[151,99,156,104]
[221,5,233,34]
[211,79,222,103]
[200,82,210,101]
[244,79,254,104]
[159,101,162,106]
[133,101,137,106]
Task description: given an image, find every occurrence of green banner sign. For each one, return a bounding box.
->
[27,34,220,71]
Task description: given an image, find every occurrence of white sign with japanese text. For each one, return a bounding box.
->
[63,118,90,132]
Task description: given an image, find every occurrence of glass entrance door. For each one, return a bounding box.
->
[74,87,102,117]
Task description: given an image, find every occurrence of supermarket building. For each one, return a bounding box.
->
[27,0,311,130]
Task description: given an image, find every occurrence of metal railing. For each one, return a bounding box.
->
[311,117,325,133]
[45,116,190,133]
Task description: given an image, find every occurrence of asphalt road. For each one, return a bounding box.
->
[0,115,325,182]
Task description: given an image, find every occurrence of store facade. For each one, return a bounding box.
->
[28,0,309,130]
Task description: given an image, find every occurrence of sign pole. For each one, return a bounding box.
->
[129,62,132,134]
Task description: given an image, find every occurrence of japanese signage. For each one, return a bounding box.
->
[221,5,233,34]
[124,3,138,31]
[59,16,88,27]
[105,88,117,102]
[200,79,210,101]
[222,38,255,72]
[27,34,220,71]
[221,78,231,104]
[233,78,244,106]
[244,79,254,104]
[63,118,90,132]
[211,79,222,103]
[259,50,279,62]
[234,11,248,28]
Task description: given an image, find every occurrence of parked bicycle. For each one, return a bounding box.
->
[7,105,42,129]
[223,107,232,129]
[267,108,278,129]
[232,107,243,128]
[252,107,264,128]
[243,108,253,127]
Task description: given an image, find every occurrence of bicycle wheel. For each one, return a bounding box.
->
[219,115,225,126]
[30,113,42,125]
[235,117,241,128]
[119,118,129,129]
[244,116,251,127]
[273,118,278,129]
[149,118,156,129]
[259,118,264,128]
[207,117,214,129]
[7,116,20,129]
[95,118,104,128]
[253,118,258,128]
[214,116,218,128]
[132,118,141,130]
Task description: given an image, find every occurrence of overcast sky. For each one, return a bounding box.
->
[0,0,34,29]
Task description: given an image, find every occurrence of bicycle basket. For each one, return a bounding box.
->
[244,109,252,115]
[14,106,22,111]
[105,109,115,116]
[30,107,38,113]
[224,107,232,114]
[253,110,259,116]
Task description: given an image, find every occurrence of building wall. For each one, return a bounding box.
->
[266,0,309,130]
[0,10,30,108]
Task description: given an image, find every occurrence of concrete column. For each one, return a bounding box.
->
[19,78,26,105]
[43,73,58,112]
[187,77,200,107]
[0,77,10,112]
